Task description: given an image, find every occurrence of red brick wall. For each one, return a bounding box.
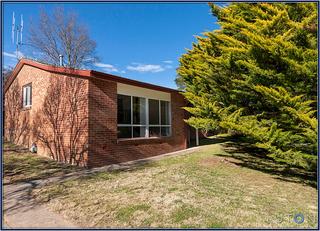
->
[87,78,187,167]
[4,65,89,166]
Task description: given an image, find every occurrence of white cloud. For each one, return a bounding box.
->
[3,52,15,58]
[127,63,165,73]
[164,65,173,69]
[3,51,24,59]
[163,60,173,64]
[94,62,119,73]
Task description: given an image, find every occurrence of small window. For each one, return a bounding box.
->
[22,84,32,108]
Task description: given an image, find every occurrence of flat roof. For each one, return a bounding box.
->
[4,58,180,94]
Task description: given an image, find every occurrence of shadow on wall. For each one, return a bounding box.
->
[5,76,89,166]
[5,81,30,145]
[32,76,88,166]
[32,76,89,166]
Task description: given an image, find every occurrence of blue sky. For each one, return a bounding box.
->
[2,3,219,89]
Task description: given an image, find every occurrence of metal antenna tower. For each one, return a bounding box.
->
[12,12,24,60]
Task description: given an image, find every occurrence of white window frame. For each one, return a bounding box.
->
[117,94,172,139]
[22,84,32,108]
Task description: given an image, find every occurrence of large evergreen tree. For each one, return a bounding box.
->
[177,3,317,171]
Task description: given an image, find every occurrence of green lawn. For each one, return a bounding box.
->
[28,138,317,228]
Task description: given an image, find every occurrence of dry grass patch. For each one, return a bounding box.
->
[32,141,317,228]
[199,155,243,168]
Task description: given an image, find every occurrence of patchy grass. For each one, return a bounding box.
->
[116,204,151,223]
[3,142,80,184]
[32,138,318,228]
[171,204,199,223]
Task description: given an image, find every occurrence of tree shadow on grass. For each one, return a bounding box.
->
[3,151,82,185]
[212,137,317,188]
[3,147,86,214]
[198,136,235,146]
[3,144,156,188]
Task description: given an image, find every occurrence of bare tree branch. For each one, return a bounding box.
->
[28,7,98,68]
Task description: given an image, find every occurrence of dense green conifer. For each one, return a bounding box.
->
[177,3,317,170]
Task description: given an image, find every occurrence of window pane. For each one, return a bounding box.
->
[133,126,146,138]
[26,87,30,105]
[148,99,159,125]
[161,127,171,137]
[149,126,160,137]
[118,95,131,124]
[22,85,32,107]
[161,101,170,125]
[29,86,32,106]
[26,86,31,106]
[118,126,132,138]
[23,87,27,107]
[133,97,146,125]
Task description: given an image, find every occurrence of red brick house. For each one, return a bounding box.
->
[4,59,189,167]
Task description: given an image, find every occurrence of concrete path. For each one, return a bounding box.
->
[3,182,77,229]
[3,146,200,229]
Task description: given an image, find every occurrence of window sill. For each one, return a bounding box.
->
[117,136,172,144]
[22,106,32,111]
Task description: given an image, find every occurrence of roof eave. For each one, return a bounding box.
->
[4,59,92,93]
[90,70,181,94]
[4,59,181,94]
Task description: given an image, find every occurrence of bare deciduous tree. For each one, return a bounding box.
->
[3,66,13,82]
[29,7,98,68]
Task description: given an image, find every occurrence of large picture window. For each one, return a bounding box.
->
[117,94,171,139]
